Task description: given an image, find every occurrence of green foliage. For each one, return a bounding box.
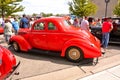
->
[32,13,37,17]
[55,14,61,16]
[0,0,24,17]
[113,0,120,17]
[68,0,97,17]
[40,12,53,17]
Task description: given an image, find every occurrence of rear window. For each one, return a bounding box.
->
[63,20,71,28]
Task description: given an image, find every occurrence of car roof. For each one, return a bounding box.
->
[36,17,65,22]
[32,17,67,31]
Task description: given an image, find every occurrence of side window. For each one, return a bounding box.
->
[48,22,56,30]
[34,22,45,30]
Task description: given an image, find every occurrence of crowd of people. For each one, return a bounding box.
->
[65,16,103,31]
[0,14,38,43]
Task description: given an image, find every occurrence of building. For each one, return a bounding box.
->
[92,0,118,18]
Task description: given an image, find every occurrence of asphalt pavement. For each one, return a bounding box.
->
[20,53,120,80]
[20,42,120,80]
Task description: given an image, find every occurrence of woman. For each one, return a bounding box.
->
[73,18,79,27]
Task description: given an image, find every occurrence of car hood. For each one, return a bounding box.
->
[19,28,30,32]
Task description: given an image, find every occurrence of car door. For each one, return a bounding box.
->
[29,21,48,50]
[46,22,64,51]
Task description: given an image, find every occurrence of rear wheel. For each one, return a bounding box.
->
[12,42,20,52]
[66,47,83,62]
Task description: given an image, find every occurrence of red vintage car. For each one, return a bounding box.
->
[9,17,101,62]
[0,45,20,80]
[0,26,3,34]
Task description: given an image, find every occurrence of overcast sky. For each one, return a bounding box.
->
[19,0,72,15]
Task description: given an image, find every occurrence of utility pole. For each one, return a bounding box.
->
[105,0,110,17]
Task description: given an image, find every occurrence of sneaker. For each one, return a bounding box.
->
[101,48,106,53]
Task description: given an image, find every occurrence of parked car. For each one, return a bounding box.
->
[91,17,120,44]
[9,17,101,62]
[0,45,20,80]
[0,26,3,34]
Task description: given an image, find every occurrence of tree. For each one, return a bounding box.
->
[68,0,97,17]
[40,12,53,17]
[55,14,61,16]
[0,0,24,17]
[32,13,37,17]
[113,0,120,17]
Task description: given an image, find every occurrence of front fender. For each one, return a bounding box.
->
[61,38,101,58]
[10,35,32,51]
[0,45,16,80]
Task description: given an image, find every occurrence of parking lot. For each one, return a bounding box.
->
[0,34,120,80]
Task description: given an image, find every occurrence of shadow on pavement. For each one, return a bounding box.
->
[108,44,120,49]
[8,46,94,66]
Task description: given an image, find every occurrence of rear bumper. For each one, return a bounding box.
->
[5,61,20,80]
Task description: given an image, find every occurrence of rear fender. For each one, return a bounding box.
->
[61,38,101,58]
[61,38,86,57]
[10,35,32,51]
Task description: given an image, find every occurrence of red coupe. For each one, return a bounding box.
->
[9,17,101,62]
[0,45,20,80]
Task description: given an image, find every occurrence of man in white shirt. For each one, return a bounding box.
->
[80,16,90,31]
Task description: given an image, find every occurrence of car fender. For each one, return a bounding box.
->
[0,45,16,79]
[61,38,89,57]
[10,35,32,51]
[61,38,101,58]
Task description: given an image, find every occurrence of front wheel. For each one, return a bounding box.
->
[66,47,84,62]
[12,42,20,52]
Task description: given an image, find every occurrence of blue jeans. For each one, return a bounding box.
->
[102,32,110,48]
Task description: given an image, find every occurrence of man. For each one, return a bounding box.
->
[20,14,29,28]
[12,17,19,34]
[80,16,90,31]
[102,17,113,53]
